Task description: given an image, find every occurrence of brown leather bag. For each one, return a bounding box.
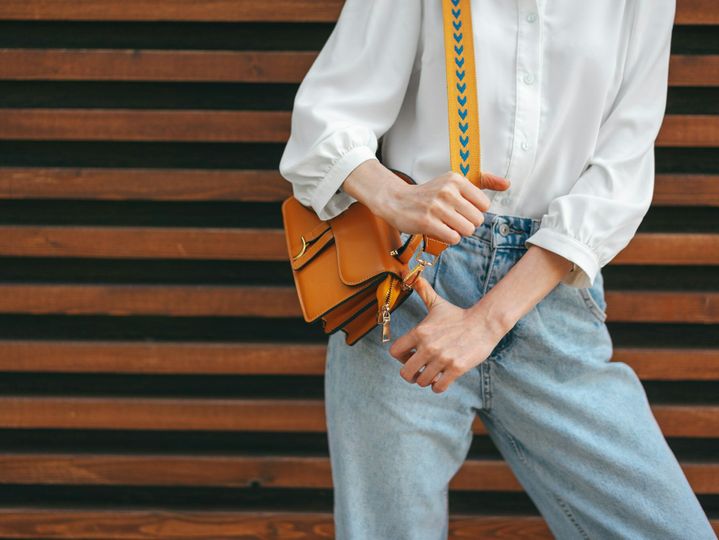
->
[280,0,481,345]
[281,170,449,345]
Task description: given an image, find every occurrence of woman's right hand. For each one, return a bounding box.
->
[341,159,511,245]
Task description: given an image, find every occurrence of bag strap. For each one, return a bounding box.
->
[441,0,482,186]
[407,0,480,258]
[388,1,483,264]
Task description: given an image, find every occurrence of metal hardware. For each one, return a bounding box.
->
[378,303,391,342]
[400,251,437,291]
[292,235,308,261]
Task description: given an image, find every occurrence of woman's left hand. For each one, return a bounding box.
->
[388,276,511,393]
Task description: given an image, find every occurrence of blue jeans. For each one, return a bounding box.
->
[325,212,716,540]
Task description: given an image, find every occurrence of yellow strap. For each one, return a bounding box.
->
[441,0,481,186]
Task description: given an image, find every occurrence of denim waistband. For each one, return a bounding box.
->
[471,211,542,248]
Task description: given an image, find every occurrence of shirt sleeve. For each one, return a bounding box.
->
[278,0,422,221]
[525,0,676,288]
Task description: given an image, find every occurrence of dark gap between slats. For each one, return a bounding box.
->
[656,148,719,174]
[0,317,717,347]
[0,83,715,115]
[0,373,715,403]
[0,485,541,515]
[0,143,715,173]
[607,323,719,348]
[0,429,714,462]
[0,81,299,111]
[1,261,718,291]
[0,315,326,342]
[0,23,714,54]
[0,202,714,231]
[0,200,283,227]
[0,141,284,169]
[0,258,294,285]
[0,486,713,518]
[0,21,334,50]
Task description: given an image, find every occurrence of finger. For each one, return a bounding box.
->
[413,276,444,311]
[399,348,432,383]
[457,180,492,212]
[415,359,445,387]
[431,368,457,393]
[437,203,476,237]
[479,172,511,192]
[426,220,461,245]
[389,328,418,361]
[452,195,485,228]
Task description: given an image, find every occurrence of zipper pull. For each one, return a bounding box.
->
[378,303,391,343]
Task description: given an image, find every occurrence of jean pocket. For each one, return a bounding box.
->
[576,284,607,323]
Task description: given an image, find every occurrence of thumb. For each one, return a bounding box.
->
[413,275,445,311]
[479,172,511,192]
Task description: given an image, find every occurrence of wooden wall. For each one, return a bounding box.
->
[0,1,716,538]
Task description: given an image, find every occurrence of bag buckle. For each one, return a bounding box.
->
[400,251,436,291]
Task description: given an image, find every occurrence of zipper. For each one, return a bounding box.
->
[378,276,395,343]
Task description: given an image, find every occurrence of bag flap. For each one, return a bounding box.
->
[282,196,334,271]
[330,201,405,286]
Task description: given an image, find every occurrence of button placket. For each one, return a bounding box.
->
[505,0,543,204]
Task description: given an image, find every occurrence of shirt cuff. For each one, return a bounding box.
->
[309,145,379,221]
[525,226,600,289]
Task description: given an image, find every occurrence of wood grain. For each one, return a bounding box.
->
[0,397,713,437]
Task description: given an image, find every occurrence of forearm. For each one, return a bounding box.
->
[469,245,575,337]
[340,158,407,218]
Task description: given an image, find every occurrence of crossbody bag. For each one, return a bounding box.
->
[280,0,482,345]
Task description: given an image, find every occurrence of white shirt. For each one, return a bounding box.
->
[278,0,676,288]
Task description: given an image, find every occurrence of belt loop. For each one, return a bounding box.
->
[490,216,499,249]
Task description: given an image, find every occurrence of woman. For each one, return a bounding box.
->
[279,1,716,539]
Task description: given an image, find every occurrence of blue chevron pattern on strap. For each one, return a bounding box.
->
[450,0,471,177]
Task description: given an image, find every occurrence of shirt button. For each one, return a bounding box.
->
[526,12,537,23]
[523,72,535,85]
[521,141,530,151]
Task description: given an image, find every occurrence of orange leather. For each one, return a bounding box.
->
[281,169,431,345]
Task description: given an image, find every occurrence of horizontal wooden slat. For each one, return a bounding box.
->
[0,0,344,22]
[669,55,719,87]
[613,233,719,265]
[653,174,719,206]
[0,109,288,142]
[0,50,316,83]
[0,110,716,146]
[0,170,716,206]
[1,341,717,380]
[0,510,562,539]
[1,50,716,87]
[0,226,290,260]
[0,397,714,437]
[0,285,717,322]
[0,227,717,265]
[657,115,719,147]
[0,0,714,24]
[0,284,299,317]
[612,348,719,381]
[605,291,719,323]
[0,454,716,494]
[0,341,328,375]
[676,0,719,24]
[0,168,291,201]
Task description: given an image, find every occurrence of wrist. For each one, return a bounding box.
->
[341,160,408,219]
[467,294,519,340]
